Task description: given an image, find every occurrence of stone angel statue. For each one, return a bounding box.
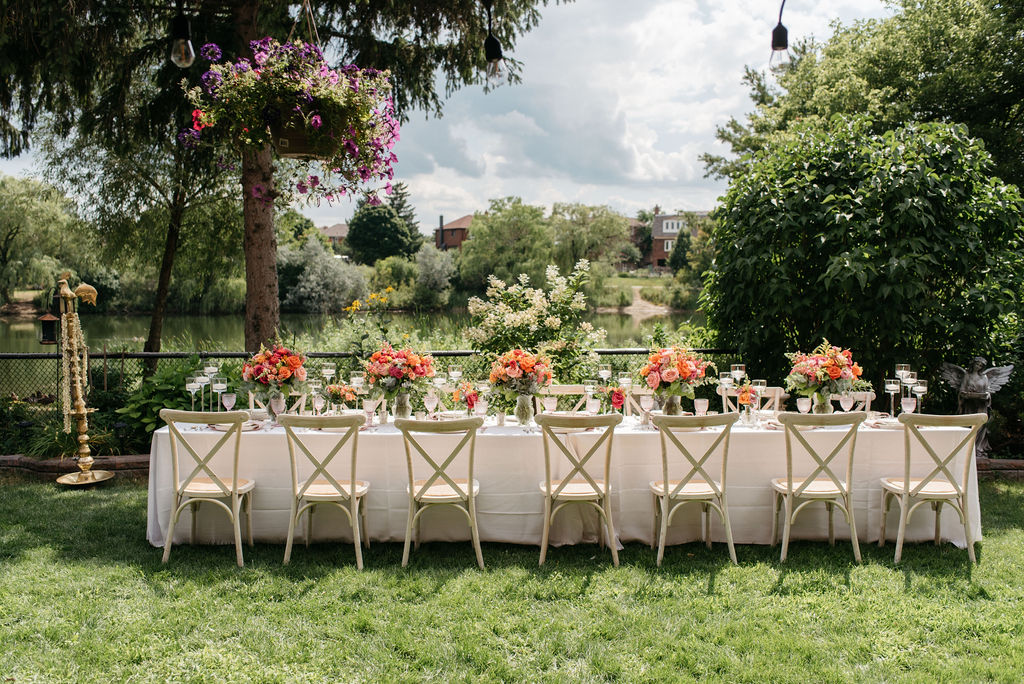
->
[940,357,1013,458]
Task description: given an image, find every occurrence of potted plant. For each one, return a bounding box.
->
[182,38,399,203]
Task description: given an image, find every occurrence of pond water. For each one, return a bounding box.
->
[0,311,700,353]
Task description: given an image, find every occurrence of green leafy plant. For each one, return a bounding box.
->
[116,358,200,436]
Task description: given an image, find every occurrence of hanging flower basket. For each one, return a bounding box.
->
[181,38,399,203]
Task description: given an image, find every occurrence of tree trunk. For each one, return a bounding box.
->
[241,145,280,352]
[142,195,183,374]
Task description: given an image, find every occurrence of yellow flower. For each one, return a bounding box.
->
[385,286,394,293]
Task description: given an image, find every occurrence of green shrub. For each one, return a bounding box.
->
[116,356,199,440]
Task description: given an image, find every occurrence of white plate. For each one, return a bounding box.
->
[209,421,261,432]
[867,420,903,430]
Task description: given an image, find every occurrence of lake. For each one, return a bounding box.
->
[0,311,698,353]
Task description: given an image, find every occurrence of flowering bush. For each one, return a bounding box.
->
[467,260,605,383]
[365,342,435,400]
[639,346,716,399]
[325,384,359,405]
[183,38,399,204]
[784,339,871,399]
[241,344,309,399]
[488,349,553,397]
[452,381,479,411]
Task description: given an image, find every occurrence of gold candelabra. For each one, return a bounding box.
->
[55,278,113,486]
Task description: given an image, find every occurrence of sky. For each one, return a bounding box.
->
[0,0,893,235]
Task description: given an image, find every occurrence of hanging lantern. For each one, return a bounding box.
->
[38,313,59,345]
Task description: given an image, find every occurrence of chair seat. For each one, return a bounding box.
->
[410,478,479,502]
[771,477,845,497]
[183,477,255,496]
[880,477,958,497]
[300,479,369,500]
[539,479,606,500]
[649,479,719,498]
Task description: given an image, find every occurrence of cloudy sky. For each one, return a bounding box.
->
[0,0,893,234]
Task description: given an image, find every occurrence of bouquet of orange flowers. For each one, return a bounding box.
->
[365,342,435,400]
[639,346,716,399]
[452,381,479,412]
[488,349,553,397]
[736,382,757,406]
[241,343,308,396]
[598,383,627,412]
[784,339,870,400]
[326,384,359,406]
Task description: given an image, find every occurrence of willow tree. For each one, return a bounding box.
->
[1,0,568,350]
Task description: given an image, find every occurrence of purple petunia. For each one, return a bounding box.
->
[310,114,322,129]
[201,71,223,93]
[176,128,201,149]
[200,43,222,61]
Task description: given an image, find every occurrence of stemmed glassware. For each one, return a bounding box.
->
[639,394,654,429]
[752,379,767,413]
[350,371,365,393]
[884,378,901,416]
[598,364,612,382]
[203,364,218,410]
[448,365,463,384]
[901,396,917,414]
[194,371,211,411]
[617,374,633,391]
[185,376,200,411]
[362,397,379,428]
[839,391,855,413]
[212,376,228,412]
[221,392,236,412]
[423,390,439,418]
[902,371,918,399]
[542,396,558,413]
[312,392,326,416]
[730,364,745,383]
[913,380,928,412]
[322,362,336,383]
[583,378,597,397]
[796,397,811,414]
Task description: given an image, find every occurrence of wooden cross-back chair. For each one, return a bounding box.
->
[771,411,866,563]
[651,413,739,565]
[279,414,369,569]
[248,391,307,415]
[717,386,787,413]
[535,413,623,566]
[879,413,986,563]
[829,391,876,412]
[159,409,255,567]
[395,417,485,569]
[535,385,589,414]
[623,387,654,417]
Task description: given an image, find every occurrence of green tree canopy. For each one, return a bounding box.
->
[703,116,1024,384]
[548,203,630,273]
[346,204,421,265]
[457,197,553,292]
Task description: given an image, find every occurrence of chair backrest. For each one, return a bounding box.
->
[395,417,484,502]
[829,391,876,412]
[652,413,739,498]
[279,414,364,499]
[897,413,987,498]
[717,386,787,412]
[535,413,623,498]
[249,391,307,414]
[536,385,588,413]
[623,387,653,417]
[160,409,250,496]
[776,411,866,496]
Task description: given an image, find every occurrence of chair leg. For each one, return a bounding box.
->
[361,499,370,549]
[245,492,254,547]
[962,496,977,564]
[845,494,861,563]
[469,498,484,570]
[650,492,659,550]
[771,491,780,547]
[351,498,364,571]
[539,496,552,566]
[879,489,890,547]
[414,506,422,551]
[720,495,737,565]
[780,495,793,562]
[232,495,244,568]
[283,498,298,564]
[162,494,182,564]
[402,499,416,568]
[704,503,712,550]
[305,505,313,548]
[656,497,669,567]
[933,501,942,546]
[604,495,619,568]
[894,494,910,564]
[190,499,198,544]
[827,502,835,546]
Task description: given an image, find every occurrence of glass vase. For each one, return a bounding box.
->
[812,391,833,414]
[515,394,535,428]
[393,392,412,419]
[662,394,682,415]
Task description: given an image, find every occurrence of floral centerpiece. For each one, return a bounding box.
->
[183,38,399,204]
[452,381,479,415]
[326,384,359,410]
[365,342,435,419]
[241,343,309,419]
[597,383,627,413]
[639,346,717,414]
[784,339,871,413]
[488,349,553,427]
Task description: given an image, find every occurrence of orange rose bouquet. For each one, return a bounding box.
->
[488,349,553,397]
[364,342,435,400]
[784,339,871,409]
[241,343,309,398]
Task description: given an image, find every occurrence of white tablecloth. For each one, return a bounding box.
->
[146,419,980,549]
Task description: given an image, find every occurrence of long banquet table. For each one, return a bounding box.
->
[146,416,981,551]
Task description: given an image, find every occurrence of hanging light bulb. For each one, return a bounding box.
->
[483,0,504,86]
[769,0,791,69]
[170,1,195,69]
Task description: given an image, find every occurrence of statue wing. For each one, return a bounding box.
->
[939,362,966,390]
[983,365,1014,394]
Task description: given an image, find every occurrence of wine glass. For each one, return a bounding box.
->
[694,398,709,416]
[598,364,612,382]
[542,396,558,413]
[474,397,489,418]
[322,362,336,382]
[363,398,379,427]
[839,392,855,413]
[423,391,439,418]
[194,371,210,411]
[211,377,228,412]
[796,397,811,414]
[730,364,745,382]
[448,365,463,383]
[913,379,928,412]
[884,377,901,416]
[185,376,200,411]
[639,394,654,429]
[312,393,326,416]
[901,396,917,414]
[221,392,236,411]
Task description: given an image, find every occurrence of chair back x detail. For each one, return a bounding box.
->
[280,414,362,501]
[717,386,787,413]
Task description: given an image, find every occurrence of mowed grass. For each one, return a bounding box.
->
[3,478,1024,682]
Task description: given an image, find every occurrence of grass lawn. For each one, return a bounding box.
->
[3,477,1024,682]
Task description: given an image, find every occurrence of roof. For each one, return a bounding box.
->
[320,223,349,239]
[651,212,710,238]
[440,214,473,231]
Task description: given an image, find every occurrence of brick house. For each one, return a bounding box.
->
[434,214,473,250]
[319,222,349,247]
[651,212,708,269]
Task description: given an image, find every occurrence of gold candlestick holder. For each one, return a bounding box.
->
[55,278,113,486]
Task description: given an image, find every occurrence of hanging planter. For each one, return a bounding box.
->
[181,37,399,203]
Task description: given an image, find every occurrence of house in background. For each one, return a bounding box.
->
[319,222,349,248]
[651,212,709,269]
[434,214,473,250]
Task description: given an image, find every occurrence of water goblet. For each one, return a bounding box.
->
[448,365,463,383]
[363,398,379,427]
[322,362,336,382]
[185,376,200,411]
[839,392,855,413]
[901,396,917,414]
[884,377,901,416]
[474,398,489,418]
[598,364,612,381]
[542,396,558,413]
[796,397,811,414]
[694,398,709,416]
[730,364,745,382]
[913,379,928,412]
[423,391,439,418]
[312,393,326,416]
[639,394,654,429]
[221,392,236,412]
[586,397,601,414]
